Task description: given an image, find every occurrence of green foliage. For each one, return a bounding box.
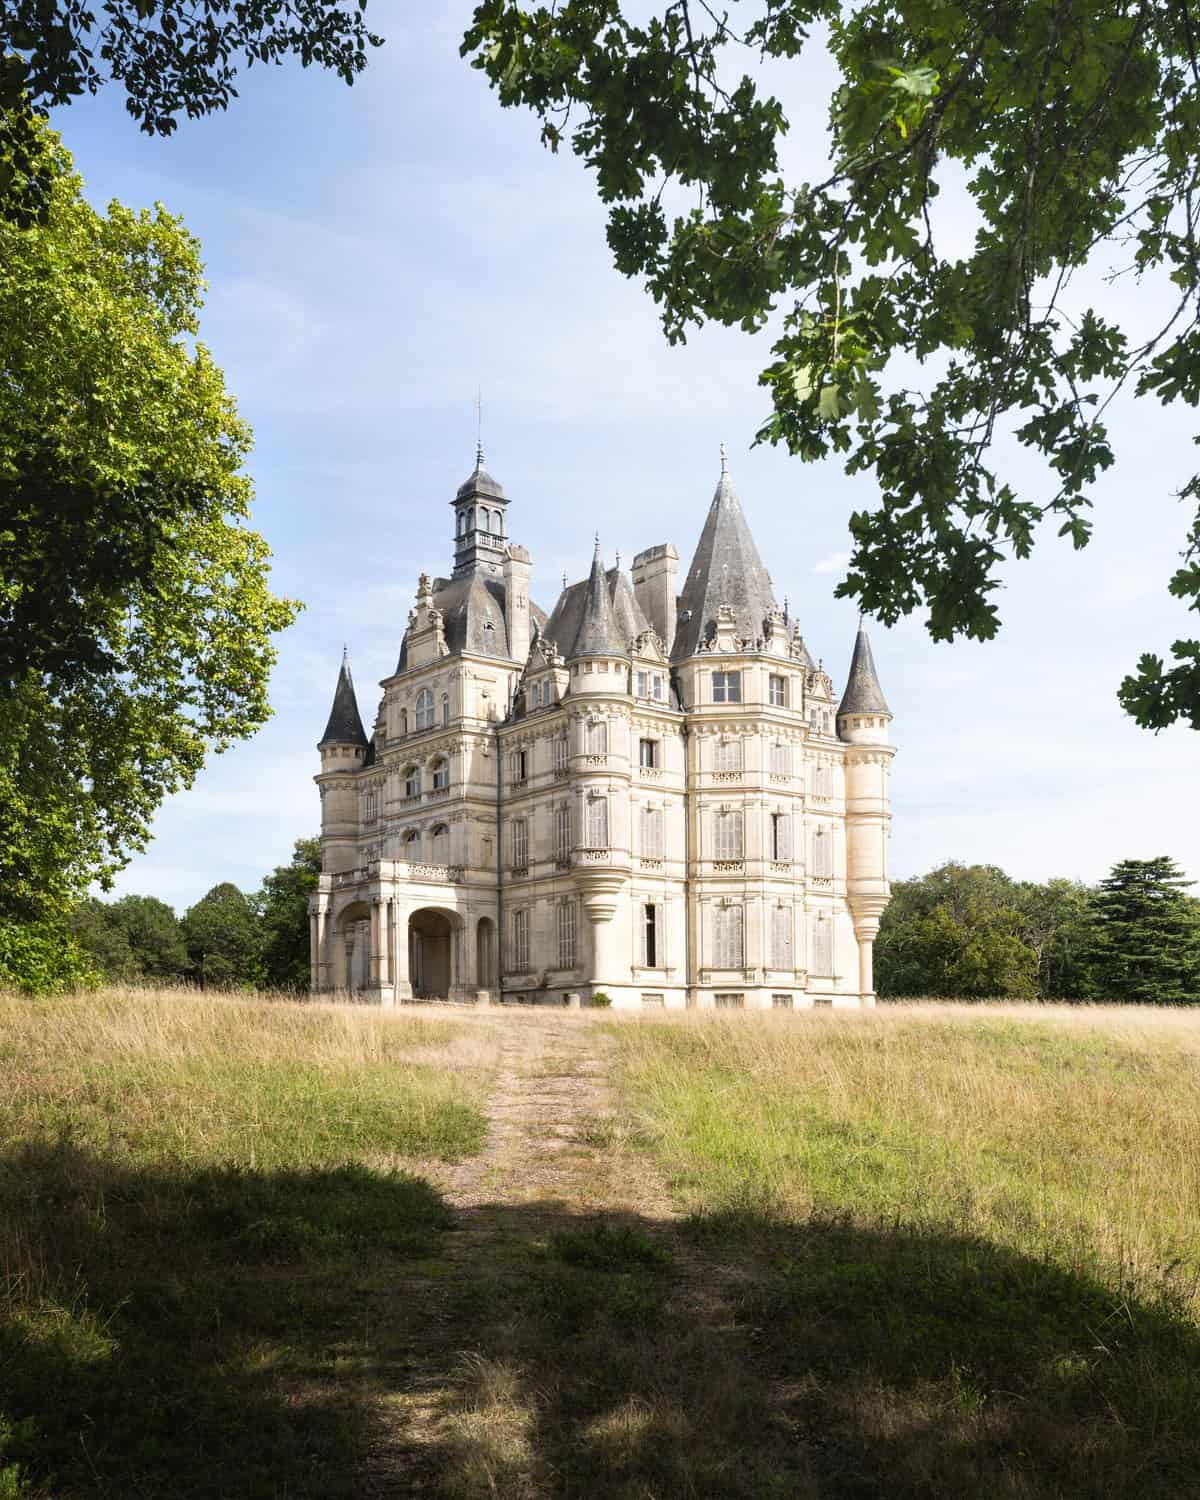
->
[1088,856,1200,1003]
[463,0,1200,728]
[258,838,321,991]
[0,919,96,995]
[71,895,189,983]
[877,863,1044,998]
[0,0,382,224]
[183,883,264,989]
[0,119,299,924]
[589,990,613,1007]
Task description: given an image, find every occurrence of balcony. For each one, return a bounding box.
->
[712,860,745,874]
[638,765,664,780]
[711,770,743,784]
[638,857,664,871]
[576,848,611,864]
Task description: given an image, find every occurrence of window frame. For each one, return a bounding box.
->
[415,688,434,731]
[712,670,742,704]
[769,673,786,708]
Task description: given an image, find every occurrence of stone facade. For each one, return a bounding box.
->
[310,449,895,1009]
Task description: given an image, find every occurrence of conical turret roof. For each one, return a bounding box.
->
[572,541,628,658]
[673,454,778,660]
[837,626,891,716]
[455,443,506,502]
[319,650,369,747]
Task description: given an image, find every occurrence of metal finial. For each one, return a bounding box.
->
[615,549,621,571]
[562,571,568,591]
[719,442,728,475]
[342,642,348,664]
[594,531,600,554]
[783,595,789,623]
[475,385,483,466]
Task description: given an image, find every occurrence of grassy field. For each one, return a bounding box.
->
[0,988,494,1498]
[607,1004,1200,1498]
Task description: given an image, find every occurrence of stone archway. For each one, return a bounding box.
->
[408,908,456,1000]
[333,901,372,994]
[476,916,496,992]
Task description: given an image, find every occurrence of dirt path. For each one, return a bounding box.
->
[364,1008,684,1496]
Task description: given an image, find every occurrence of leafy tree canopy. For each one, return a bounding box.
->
[464,0,1200,729]
[0,120,299,923]
[182,881,263,989]
[258,837,321,991]
[0,0,382,222]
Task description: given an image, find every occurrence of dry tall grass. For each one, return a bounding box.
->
[610,1003,1200,1313]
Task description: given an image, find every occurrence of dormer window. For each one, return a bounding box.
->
[415,688,434,731]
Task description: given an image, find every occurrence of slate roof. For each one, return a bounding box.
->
[455,444,506,502]
[672,462,778,660]
[837,626,891,716]
[319,652,369,747]
[394,575,548,672]
[543,558,650,660]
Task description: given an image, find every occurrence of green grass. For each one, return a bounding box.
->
[0,989,492,1498]
[603,1006,1200,1499]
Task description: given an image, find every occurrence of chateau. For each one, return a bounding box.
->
[310,448,895,1008]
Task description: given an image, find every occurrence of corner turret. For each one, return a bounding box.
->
[836,624,892,745]
[319,649,369,765]
[572,540,628,660]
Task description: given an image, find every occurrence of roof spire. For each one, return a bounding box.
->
[573,538,627,659]
[319,649,369,749]
[837,623,891,717]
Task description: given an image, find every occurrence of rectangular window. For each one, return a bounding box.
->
[512,908,529,971]
[714,992,744,1009]
[714,810,744,860]
[556,804,572,859]
[652,674,664,701]
[713,738,743,773]
[637,670,648,698]
[712,670,742,703]
[639,738,657,769]
[553,735,569,771]
[557,901,577,968]
[812,915,833,975]
[511,818,528,869]
[811,827,834,877]
[642,904,658,967]
[772,993,794,1009]
[771,812,791,861]
[511,748,528,784]
[641,993,665,1007]
[587,720,608,755]
[585,797,609,849]
[713,905,744,968]
[769,674,786,707]
[641,807,664,858]
[771,904,793,968]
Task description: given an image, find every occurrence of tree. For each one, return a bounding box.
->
[0,0,382,224]
[109,895,189,979]
[1011,877,1097,999]
[876,862,1040,998]
[464,0,1200,729]
[258,838,321,991]
[1086,856,1200,1003]
[69,898,140,981]
[0,120,299,924]
[182,882,263,988]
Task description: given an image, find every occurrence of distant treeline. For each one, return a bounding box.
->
[877,857,1200,1004]
[3,847,1197,1003]
[0,840,320,996]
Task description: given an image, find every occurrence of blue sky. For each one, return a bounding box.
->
[58,3,1198,911]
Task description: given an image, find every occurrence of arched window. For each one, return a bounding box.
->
[431,757,449,791]
[403,828,421,859]
[415,688,434,730]
[404,765,420,800]
[441,692,450,726]
[430,825,449,863]
[457,512,465,537]
[399,708,408,736]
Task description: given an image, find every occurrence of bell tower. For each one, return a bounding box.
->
[451,445,509,579]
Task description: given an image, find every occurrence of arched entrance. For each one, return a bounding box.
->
[476,916,496,991]
[409,908,455,999]
[333,901,372,994]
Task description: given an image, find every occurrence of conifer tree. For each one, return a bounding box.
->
[1088,857,1200,1004]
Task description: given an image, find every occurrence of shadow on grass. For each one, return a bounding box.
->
[2,1144,1199,1499]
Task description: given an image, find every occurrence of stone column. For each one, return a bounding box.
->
[309,911,319,992]
[377,898,390,987]
[392,904,412,1002]
[332,919,349,993]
